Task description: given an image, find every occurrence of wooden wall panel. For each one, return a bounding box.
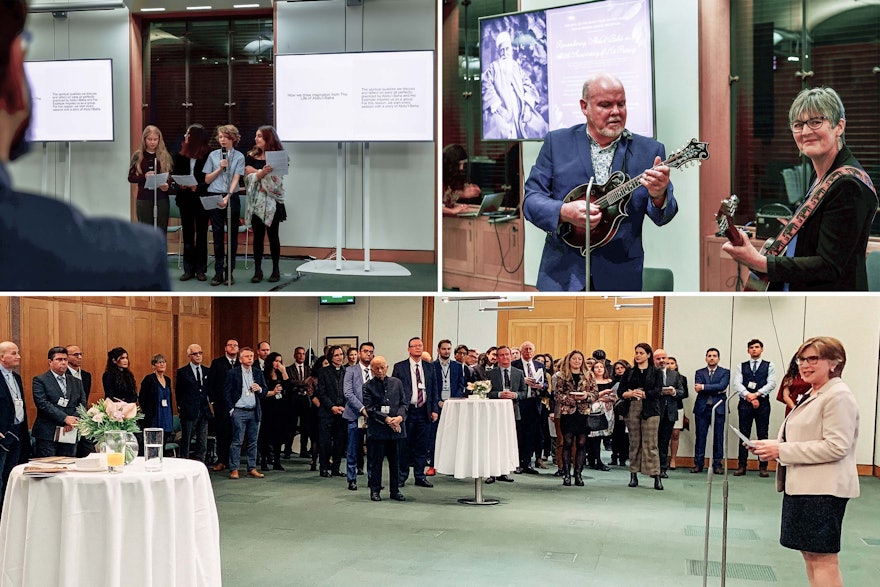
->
[20,298,56,424]
[0,297,10,338]
[131,310,154,383]
[82,304,109,405]
[178,316,213,367]
[108,308,134,360]
[130,296,151,310]
[151,312,174,371]
[57,302,83,349]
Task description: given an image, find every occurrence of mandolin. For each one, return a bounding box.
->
[560,138,709,255]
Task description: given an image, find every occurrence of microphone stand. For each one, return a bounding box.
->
[224,152,233,287]
[701,388,738,587]
[151,162,158,229]
[583,177,594,292]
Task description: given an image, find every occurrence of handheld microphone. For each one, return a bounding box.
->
[221,147,228,174]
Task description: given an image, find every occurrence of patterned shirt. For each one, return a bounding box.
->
[587,129,622,184]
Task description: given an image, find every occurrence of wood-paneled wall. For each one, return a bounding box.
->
[2,297,216,426]
[495,296,663,365]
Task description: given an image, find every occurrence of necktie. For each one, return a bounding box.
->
[298,365,303,380]
[751,361,757,373]
[57,374,67,394]
[525,362,533,377]
[709,369,715,379]
[503,368,510,389]
[662,369,667,385]
[415,364,424,407]
[196,366,202,387]
[364,367,371,382]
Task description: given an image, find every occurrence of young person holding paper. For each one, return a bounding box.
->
[245,125,288,283]
[172,124,212,281]
[128,125,172,232]
[203,125,245,286]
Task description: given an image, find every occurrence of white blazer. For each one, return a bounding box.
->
[776,377,859,498]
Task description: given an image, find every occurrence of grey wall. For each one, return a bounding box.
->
[275,0,437,252]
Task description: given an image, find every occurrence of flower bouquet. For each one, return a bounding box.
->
[76,399,143,464]
[466,380,492,399]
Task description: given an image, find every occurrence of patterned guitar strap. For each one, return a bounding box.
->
[763,166,877,256]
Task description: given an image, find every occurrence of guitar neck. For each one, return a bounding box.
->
[600,151,683,207]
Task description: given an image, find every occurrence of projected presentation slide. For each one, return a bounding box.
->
[480,0,653,141]
[275,51,435,142]
[24,59,115,142]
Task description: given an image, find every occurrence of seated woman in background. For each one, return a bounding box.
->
[442,144,481,210]
[128,125,172,232]
[139,354,173,440]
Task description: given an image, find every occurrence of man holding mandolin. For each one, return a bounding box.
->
[523,73,679,291]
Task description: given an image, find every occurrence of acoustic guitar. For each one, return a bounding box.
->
[559,138,710,255]
[715,195,771,292]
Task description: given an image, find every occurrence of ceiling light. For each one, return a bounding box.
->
[234,3,261,7]
[141,7,165,11]
[187,5,212,10]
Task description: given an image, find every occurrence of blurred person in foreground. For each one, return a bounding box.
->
[750,337,858,587]
[0,0,169,290]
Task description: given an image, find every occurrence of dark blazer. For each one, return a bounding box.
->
[677,374,689,410]
[363,376,408,441]
[391,359,439,414]
[512,358,548,402]
[694,366,731,415]
[69,368,92,402]
[765,146,878,291]
[0,370,28,441]
[317,365,347,417]
[176,363,212,420]
[32,370,87,442]
[431,360,467,402]
[102,370,138,404]
[172,152,209,203]
[287,362,311,395]
[619,364,662,419]
[224,366,267,422]
[488,365,528,420]
[139,373,173,430]
[208,356,239,411]
[657,368,688,422]
[0,164,170,291]
[523,124,678,291]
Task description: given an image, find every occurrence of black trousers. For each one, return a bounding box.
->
[208,195,240,277]
[180,413,209,463]
[399,406,430,482]
[611,415,629,463]
[319,413,347,472]
[516,400,539,467]
[251,214,281,273]
[738,400,771,468]
[180,201,209,275]
[658,416,676,471]
[368,437,400,495]
[213,410,232,467]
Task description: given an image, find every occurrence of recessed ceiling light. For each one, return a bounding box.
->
[186,5,212,10]
[141,7,166,12]
[233,3,261,7]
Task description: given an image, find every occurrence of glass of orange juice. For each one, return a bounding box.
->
[103,430,127,473]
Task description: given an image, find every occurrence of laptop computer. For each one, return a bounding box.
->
[456,192,505,218]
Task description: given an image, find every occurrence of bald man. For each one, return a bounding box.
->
[0,341,28,514]
[523,73,677,291]
[362,356,408,502]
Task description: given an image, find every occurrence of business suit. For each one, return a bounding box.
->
[363,375,408,498]
[172,152,210,278]
[656,368,687,473]
[0,369,28,514]
[32,370,87,457]
[392,358,438,485]
[429,359,467,466]
[511,358,547,470]
[208,355,238,469]
[1,164,170,291]
[286,361,312,458]
[224,366,267,472]
[69,367,93,458]
[488,365,528,420]
[343,363,371,482]
[523,124,678,291]
[317,364,347,475]
[176,363,212,463]
[693,366,731,471]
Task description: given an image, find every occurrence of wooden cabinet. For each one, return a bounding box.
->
[442,214,525,291]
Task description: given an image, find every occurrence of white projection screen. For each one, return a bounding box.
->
[24,59,115,142]
[275,50,435,142]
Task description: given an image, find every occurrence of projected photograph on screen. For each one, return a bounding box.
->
[480,0,653,141]
[24,59,115,142]
[275,51,435,142]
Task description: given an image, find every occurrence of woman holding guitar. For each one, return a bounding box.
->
[722,87,877,291]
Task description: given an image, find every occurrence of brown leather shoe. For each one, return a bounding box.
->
[213,463,226,472]
[229,470,239,479]
[247,469,265,478]
[759,469,770,478]
[733,467,747,476]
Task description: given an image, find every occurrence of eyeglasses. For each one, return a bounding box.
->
[188,351,203,356]
[796,355,821,366]
[790,116,828,132]
[70,353,84,357]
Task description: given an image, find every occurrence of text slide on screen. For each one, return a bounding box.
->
[479,0,653,141]
[23,59,115,142]
[275,50,434,143]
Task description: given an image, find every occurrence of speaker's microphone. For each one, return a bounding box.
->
[221,147,228,173]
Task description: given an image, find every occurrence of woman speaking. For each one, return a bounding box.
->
[750,337,858,587]
[245,126,288,283]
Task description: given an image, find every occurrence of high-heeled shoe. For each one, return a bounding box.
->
[628,473,638,487]
[653,475,664,490]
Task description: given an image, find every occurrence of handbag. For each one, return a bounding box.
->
[586,411,609,432]
[613,398,629,418]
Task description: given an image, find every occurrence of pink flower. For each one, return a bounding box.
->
[121,402,137,420]
[91,411,105,423]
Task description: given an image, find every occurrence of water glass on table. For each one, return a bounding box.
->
[144,428,164,472]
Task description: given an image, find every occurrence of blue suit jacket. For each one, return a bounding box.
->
[523,124,678,291]
[693,366,730,415]
[343,363,371,421]
[432,360,466,403]
[224,366,268,423]
[391,359,439,415]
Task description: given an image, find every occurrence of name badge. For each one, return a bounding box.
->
[57,397,69,408]
[161,399,168,407]
[747,382,757,390]
[380,405,390,414]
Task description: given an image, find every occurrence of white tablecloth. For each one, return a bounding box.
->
[434,398,519,479]
[0,457,221,587]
